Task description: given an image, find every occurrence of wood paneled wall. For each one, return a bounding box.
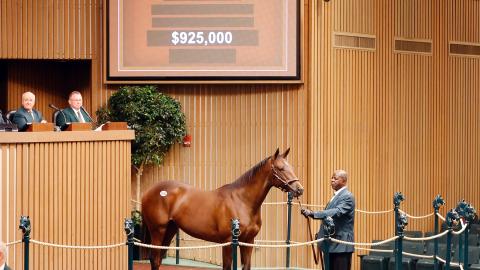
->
[0,131,133,270]
[2,60,92,121]
[311,1,480,269]
[1,0,480,269]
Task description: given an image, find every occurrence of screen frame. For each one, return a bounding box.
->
[103,0,303,84]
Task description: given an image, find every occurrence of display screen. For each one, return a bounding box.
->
[107,0,300,81]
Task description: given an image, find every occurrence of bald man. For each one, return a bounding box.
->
[301,170,355,270]
[0,241,12,270]
[12,91,47,131]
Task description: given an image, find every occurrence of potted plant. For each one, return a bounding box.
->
[97,85,187,259]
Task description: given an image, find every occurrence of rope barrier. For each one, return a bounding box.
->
[330,236,399,247]
[356,209,394,214]
[30,239,125,250]
[402,251,434,259]
[238,238,324,248]
[5,240,22,246]
[134,241,231,250]
[263,201,439,217]
[263,202,288,205]
[354,247,394,253]
[404,230,449,241]
[399,209,435,219]
[452,220,468,235]
[436,256,464,270]
[436,212,446,221]
[130,199,142,206]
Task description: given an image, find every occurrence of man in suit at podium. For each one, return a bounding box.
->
[13,91,47,131]
[56,91,93,130]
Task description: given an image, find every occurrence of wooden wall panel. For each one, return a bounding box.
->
[2,0,480,269]
[0,133,132,270]
[3,61,92,122]
[311,0,480,269]
[0,0,98,59]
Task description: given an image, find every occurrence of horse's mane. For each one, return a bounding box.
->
[230,156,271,187]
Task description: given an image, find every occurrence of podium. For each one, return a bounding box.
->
[102,122,128,130]
[0,130,134,270]
[65,122,93,131]
[26,122,54,132]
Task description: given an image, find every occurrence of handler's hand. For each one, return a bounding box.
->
[301,208,313,218]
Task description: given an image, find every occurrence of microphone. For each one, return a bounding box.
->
[49,104,70,128]
[81,106,97,126]
[0,109,4,124]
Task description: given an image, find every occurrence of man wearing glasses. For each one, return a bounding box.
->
[56,91,93,130]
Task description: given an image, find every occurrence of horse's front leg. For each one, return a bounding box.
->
[240,240,254,270]
[222,245,233,270]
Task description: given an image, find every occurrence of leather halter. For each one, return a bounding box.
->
[271,165,299,192]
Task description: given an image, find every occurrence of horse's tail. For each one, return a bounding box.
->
[142,216,151,245]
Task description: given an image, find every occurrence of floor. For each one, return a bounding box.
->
[133,257,219,270]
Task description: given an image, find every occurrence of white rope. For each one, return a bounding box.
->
[293,202,325,208]
[402,251,434,259]
[452,220,468,235]
[436,256,464,270]
[6,240,22,246]
[254,240,289,243]
[239,238,324,248]
[356,209,393,214]
[330,236,399,247]
[355,247,394,253]
[436,213,446,221]
[30,239,125,250]
[399,209,435,219]
[130,199,141,205]
[404,230,449,241]
[134,241,231,250]
[263,202,288,205]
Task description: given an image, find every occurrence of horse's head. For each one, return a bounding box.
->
[270,148,304,198]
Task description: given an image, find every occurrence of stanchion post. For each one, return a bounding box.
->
[124,219,135,270]
[286,192,293,269]
[231,219,240,270]
[455,200,476,270]
[19,216,31,270]
[445,209,460,270]
[393,192,406,270]
[176,231,180,264]
[433,195,445,270]
[323,216,335,270]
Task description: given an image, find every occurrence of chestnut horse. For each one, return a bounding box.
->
[141,148,304,270]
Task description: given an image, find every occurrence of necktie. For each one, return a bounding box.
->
[30,111,35,121]
[77,111,84,123]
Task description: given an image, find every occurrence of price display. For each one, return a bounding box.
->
[108,0,300,81]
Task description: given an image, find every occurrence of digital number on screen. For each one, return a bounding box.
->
[107,0,300,81]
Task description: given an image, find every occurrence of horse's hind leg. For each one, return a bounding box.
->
[222,245,233,270]
[240,244,254,270]
[149,227,166,270]
[159,221,179,258]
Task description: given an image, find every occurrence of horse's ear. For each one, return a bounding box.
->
[282,148,290,158]
[273,148,280,159]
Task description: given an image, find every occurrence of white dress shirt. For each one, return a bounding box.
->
[330,186,347,202]
[0,262,5,270]
[74,109,85,123]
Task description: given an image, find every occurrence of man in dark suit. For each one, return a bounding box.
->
[0,241,12,270]
[55,91,93,130]
[301,170,355,270]
[12,91,47,131]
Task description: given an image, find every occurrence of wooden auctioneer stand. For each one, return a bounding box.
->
[0,122,134,270]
